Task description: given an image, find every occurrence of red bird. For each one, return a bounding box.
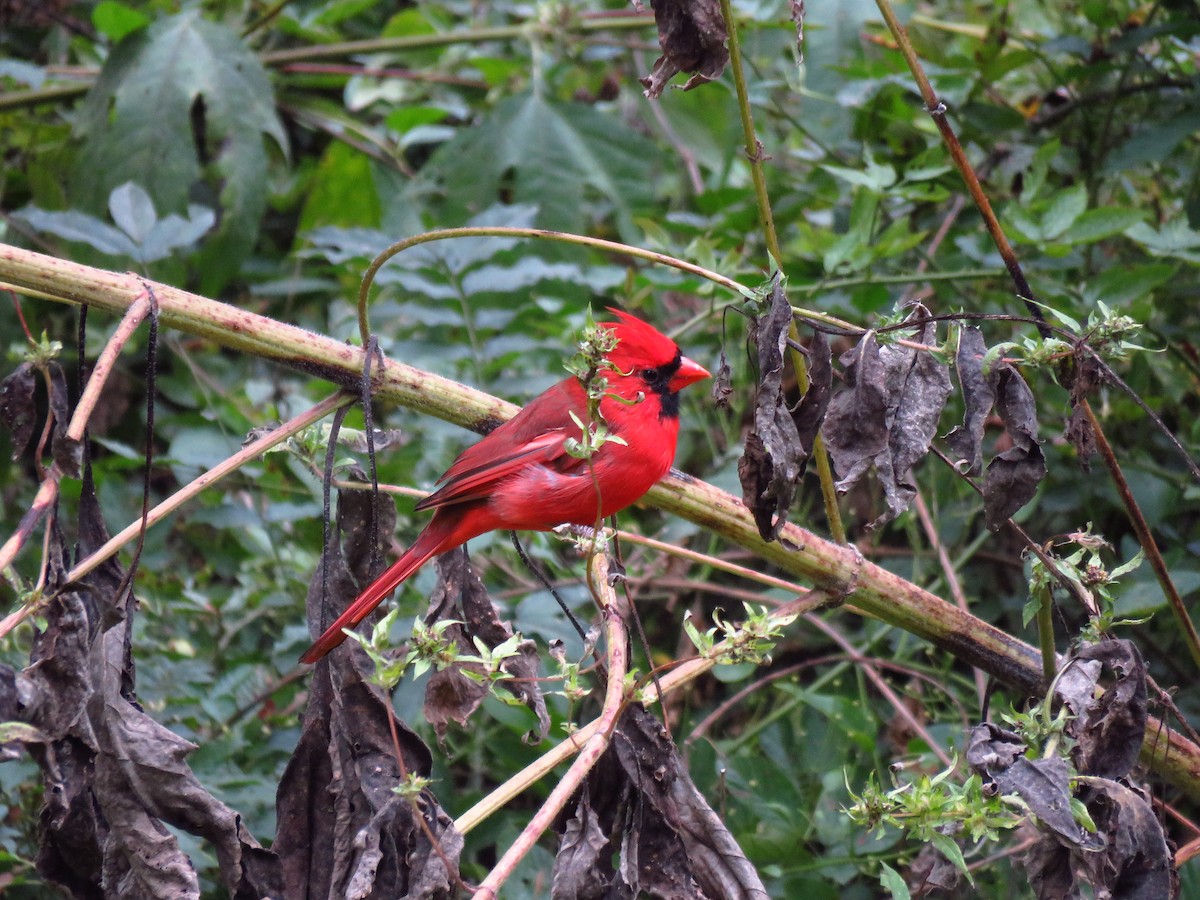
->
[301,311,710,663]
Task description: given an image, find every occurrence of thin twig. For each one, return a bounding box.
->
[473,548,626,898]
[1082,400,1200,672]
[0,292,153,620]
[872,0,1050,337]
[805,615,954,768]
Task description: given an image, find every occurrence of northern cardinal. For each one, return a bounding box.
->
[301,311,710,663]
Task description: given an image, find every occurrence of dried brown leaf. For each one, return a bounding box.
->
[0,361,37,459]
[277,484,458,899]
[945,326,993,477]
[425,548,549,743]
[1078,780,1176,899]
[823,332,888,493]
[639,0,729,99]
[47,362,80,477]
[711,347,733,409]
[554,705,766,899]
[983,365,1046,529]
[793,327,831,461]
[1062,641,1147,779]
[737,278,804,541]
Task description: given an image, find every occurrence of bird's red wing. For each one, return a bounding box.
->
[416,429,569,510]
[416,378,591,510]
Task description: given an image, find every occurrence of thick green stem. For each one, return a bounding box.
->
[1036,589,1056,686]
[717,0,846,542]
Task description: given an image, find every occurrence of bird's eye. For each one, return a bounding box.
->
[641,367,657,381]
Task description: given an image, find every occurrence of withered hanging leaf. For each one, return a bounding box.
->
[945,326,993,477]
[879,317,953,527]
[1024,837,1079,900]
[711,347,733,409]
[47,362,81,477]
[554,704,766,899]
[793,327,831,460]
[823,313,952,529]
[993,756,1092,847]
[11,469,284,898]
[967,724,1100,849]
[0,361,37,459]
[278,486,458,899]
[737,278,804,541]
[1077,780,1176,900]
[983,365,1046,529]
[823,332,888,492]
[639,0,729,99]
[1063,641,1147,780]
[425,547,550,744]
[551,786,614,899]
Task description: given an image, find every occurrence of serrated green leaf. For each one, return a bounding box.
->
[414,92,661,240]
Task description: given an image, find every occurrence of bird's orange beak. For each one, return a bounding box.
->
[669,355,711,391]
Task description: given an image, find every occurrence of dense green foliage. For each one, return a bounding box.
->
[2,0,1199,896]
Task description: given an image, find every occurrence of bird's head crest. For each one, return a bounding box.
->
[603,310,680,369]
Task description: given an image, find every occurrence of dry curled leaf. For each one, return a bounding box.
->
[639,0,729,99]
[737,278,804,541]
[3,467,284,898]
[945,326,993,477]
[983,364,1046,529]
[277,481,460,900]
[0,361,38,459]
[711,347,733,409]
[553,705,766,899]
[823,309,951,528]
[1061,640,1147,780]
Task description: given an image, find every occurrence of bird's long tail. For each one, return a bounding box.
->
[299,524,450,664]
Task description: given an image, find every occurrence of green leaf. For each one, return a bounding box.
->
[414,92,661,240]
[12,207,137,257]
[1125,219,1200,263]
[298,141,382,231]
[1040,184,1088,239]
[92,0,151,41]
[929,832,973,885]
[73,11,287,291]
[109,181,157,244]
[1058,207,1146,245]
[1082,263,1176,307]
[878,862,911,899]
[821,160,897,192]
